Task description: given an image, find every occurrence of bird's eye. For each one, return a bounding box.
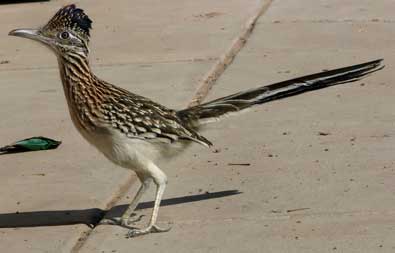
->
[59,31,70,40]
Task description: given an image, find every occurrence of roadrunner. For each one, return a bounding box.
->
[9,5,383,237]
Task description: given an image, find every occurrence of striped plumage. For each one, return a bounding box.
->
[9,4,383,237]
[58,48,212,148]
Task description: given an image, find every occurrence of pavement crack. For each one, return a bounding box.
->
[265,19,395,24]
[70,174,137,253]
[188,0,275,107]
[174,209,395,225]
[0,57,218,73]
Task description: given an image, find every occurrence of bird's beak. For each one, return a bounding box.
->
[9,28,40,39]
[9,28,51,45]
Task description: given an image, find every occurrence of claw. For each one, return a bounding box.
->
[99,217,121,225]
[151,224,172,233]
[99,214,145,227]
[125,224,172,238]
[121,214,145,226]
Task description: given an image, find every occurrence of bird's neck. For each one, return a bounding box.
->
[56,52,105,130]
[58,52,92,79]
[57,52,94,98]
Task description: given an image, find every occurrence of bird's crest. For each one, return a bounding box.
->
[43,4,92,39]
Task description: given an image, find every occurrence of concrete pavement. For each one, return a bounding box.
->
[0,0,265,252]
[1,0,394,253]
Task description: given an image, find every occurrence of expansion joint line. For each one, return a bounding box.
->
[188,0,274,107]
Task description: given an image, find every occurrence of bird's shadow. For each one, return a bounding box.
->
[0,190,241,228]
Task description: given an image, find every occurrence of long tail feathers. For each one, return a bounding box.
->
[178,59,384,125]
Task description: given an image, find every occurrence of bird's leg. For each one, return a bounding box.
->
[100,173,151,226]
[126,162,171,238]
[120,174,151,226]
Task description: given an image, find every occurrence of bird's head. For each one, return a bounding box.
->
[9,4,92,57]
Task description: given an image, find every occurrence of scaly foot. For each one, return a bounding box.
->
[126,224,172,238]
[99,214,144,227]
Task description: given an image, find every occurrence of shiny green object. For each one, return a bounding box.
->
[0,137,61,154]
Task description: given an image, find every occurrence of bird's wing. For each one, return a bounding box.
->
[100,91,212,147]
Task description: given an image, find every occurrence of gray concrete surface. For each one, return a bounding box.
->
[0,0,263,252]
[1,0,394,253]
